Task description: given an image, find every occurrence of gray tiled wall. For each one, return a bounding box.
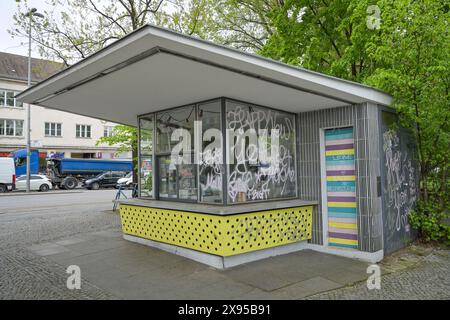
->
[297,103,383,252]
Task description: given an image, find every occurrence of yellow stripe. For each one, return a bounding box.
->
[329,222,357,229]
[329,237,358,245]
[328,202,357,208]
[326,176,356,182]
[325,149,355,156]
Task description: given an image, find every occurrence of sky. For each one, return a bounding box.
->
[0,0,55,58]
[0,0,176,60]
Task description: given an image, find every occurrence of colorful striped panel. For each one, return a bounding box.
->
[325,127,358,249]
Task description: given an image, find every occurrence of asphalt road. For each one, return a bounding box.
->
[0,189,131,214]
[0,189,130,251]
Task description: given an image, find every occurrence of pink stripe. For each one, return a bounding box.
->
[329,232,358,240]
[328,217,357,224]
[327,192,356,197]
[325,144,354,151]
[325,138,353,146]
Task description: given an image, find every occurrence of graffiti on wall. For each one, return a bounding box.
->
[382,129,417,233]
[226,104,296,203]
[199,147,223,201]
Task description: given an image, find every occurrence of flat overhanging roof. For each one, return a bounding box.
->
[17,24,392,126]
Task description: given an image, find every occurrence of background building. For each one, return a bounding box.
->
[0,52,130,160]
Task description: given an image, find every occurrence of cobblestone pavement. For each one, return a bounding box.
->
[307,248,450,300]
[0,190,121,299]
[1,191,448,299]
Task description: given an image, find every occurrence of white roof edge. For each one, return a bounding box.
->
[147,25,392,105]
[17,24,392,106]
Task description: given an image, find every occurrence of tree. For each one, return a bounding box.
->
[208,0,280,52]
[155,0,280,52]
[10,0,170,183]
[260,0,382,82]
[365,0,449,205]
[96,125,137,156]
[10,0,166,66]
[154,0,215,37]
[263,0,449,242]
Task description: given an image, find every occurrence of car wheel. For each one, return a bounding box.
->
[39,184,50,192]
[91,182,100,190]
[0,184,7,193]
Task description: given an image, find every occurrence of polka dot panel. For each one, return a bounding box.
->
[119,205,313,257]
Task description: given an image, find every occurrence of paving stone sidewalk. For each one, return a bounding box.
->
[307,247,450,300]
[1,195,448,300]
[23,229,371,300]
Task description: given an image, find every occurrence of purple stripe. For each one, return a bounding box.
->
[327,196,356,202]
[325,143,354,151]
[329,232,358,240]
[326,170,355,176]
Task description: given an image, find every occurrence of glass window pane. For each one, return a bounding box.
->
[5,120,14,136]
[45,123,49,136]
[178,161,197,201]
[76,125,80,137]
[140,119,153,156]
[158,155,177,199]
[15,120,23,136]
[86,126,91,137]
[57,124,62,136]
[140,157,153,197]
[226,100,297,203]
[198,100,223,203]
[0,91,5,106]
[6,92,14,106]
[156,105,195,154]
[15,93,23,108]
[139,116,153,198]
[0,120,4,135]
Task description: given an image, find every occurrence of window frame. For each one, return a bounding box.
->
[76,124,92,138]
[0,118,24,137]
[45,122,62,137]
[137,97,298,205]
[225,98,298,205]
[103,125,114,137]
[0,89,23,108]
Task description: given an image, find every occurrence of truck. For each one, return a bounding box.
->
[46,158,132,189]
[10,149,132,190]
[10,149,40,176]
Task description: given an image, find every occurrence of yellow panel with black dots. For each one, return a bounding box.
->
[119,205,313,257]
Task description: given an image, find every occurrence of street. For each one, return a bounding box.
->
[0,190,130,250]
[0,191,448,300]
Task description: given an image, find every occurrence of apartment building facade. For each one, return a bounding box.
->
[0,52,130,159]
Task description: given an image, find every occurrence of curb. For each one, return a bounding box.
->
[0,190,84,197]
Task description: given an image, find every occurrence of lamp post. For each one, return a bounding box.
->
[25,8,44,193]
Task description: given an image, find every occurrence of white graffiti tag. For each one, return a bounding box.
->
[383,129,417,232]
[227,105,296,202]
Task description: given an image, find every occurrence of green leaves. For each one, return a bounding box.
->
[96,125,137,155]
[261,0,449,243]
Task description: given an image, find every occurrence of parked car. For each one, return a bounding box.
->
[115,172,133,189]
[83,171,127,190]
[0,157,16,192]
[15,175,52,192]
